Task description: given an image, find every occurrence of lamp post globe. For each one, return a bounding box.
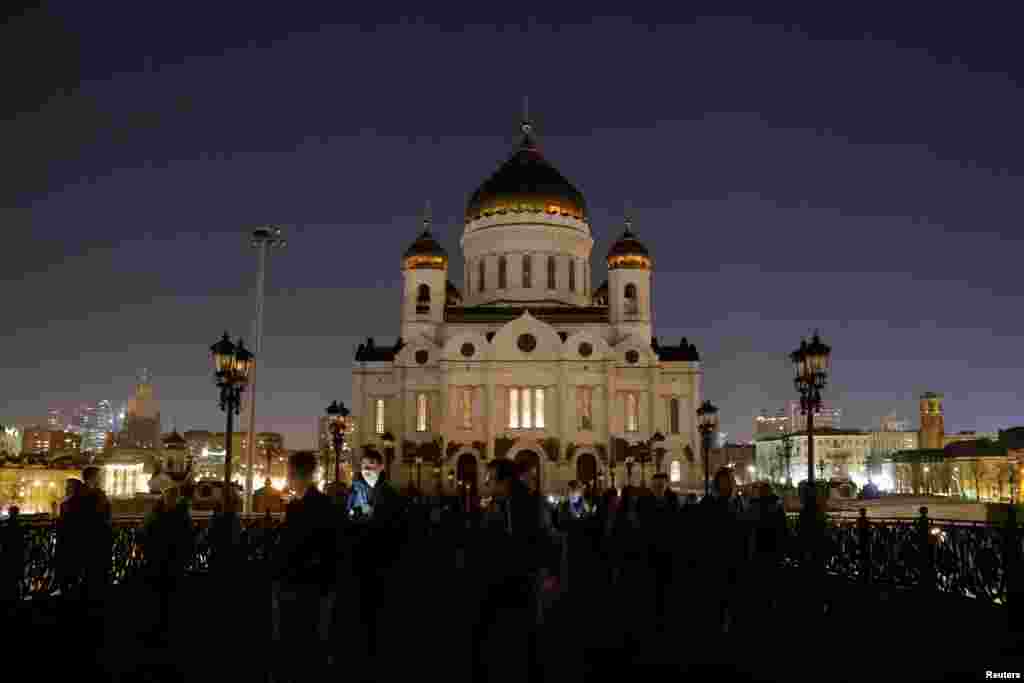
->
[696,400,719,498]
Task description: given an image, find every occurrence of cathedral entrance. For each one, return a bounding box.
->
[576,452,597,494]
[514,450,542,493]
[456,452,479,498]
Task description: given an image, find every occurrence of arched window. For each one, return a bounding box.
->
[416,284,430,313]
[523,254,532,288]
[568,257,576,292]
[498,255,507,289]
[478,259,485,292]
[547,255,556,289]
[669,397,680,434]
[624,283,638,315]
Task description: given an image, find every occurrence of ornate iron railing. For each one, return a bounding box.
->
[2,505,1019,611]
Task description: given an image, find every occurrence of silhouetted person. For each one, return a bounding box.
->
[699,467,745,633]
[1,506,24,615]
[272,451,339,682]
[74,466,112,609]
[743,482,787,614]
[55,479,83,599]
[638,473,681,636]
[471,459,559,683]
[344,450,405,679]
[140,476,195,645]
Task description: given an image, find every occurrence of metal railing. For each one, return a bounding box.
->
[2,503,1019,613]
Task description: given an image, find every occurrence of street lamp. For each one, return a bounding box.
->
[624,455,635,487]
[415,456,423,494]
[210,332,254,507]
[697,400,719,498]
[243,226,286,513]
[790,330,832,531]
[326,400,350,487]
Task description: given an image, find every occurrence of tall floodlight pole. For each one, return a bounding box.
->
[244,226,287,513]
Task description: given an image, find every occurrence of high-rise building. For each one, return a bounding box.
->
[118,369,161,449]
[47,409,63,430]
[22,427,81,455]
[82,400,115,454]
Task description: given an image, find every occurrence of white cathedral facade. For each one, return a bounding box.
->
[350,118,703,495]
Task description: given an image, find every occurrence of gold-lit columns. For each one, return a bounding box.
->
[607,253,652,270]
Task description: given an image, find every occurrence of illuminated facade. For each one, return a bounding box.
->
[350,114,704,495]
[119,370,161,449]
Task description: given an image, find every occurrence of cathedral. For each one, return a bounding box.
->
[350,116,703,495]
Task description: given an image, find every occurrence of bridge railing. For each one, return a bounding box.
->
[1,504,1019,615]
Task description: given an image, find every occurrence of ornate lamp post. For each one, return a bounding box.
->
[624,455,635,487]
[781,433,794,488]
[210,333,255,505]
[790,330,832,531]
[415,456,423,494]
[326,401,350,485]
[697,400,719,498]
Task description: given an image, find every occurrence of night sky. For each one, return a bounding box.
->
[4,5,1023,449]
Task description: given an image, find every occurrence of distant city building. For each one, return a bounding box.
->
[788,400,840,432]
[47,409,62,430]
[118,369,161,449]
[82,400,115,454]
[754,409,790,439]
[881,414,911,432]
[21,427,81,456]
[0,426,23,456]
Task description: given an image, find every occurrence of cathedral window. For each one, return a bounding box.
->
[416,393,429,432]
[523,254,532,288]
[416,284,431,313]
[547,255,556,290]
[669,398,680,434]
[578,386,593,431]
[508,387,545,430]
[624,283,638,315]
[478,259,485,293]
[498,255,508,289]
[625,392,639,432]
[375,399,385,435]
[460,388,473,429]
[569,257,576,292]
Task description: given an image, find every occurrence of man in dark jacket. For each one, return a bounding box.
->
[140,477,195,645]
[75,466,113,609]
[272,451,340,681]
[343,449,406,679]
[638,473,681,635]
[471,459,559,683]
[699,467,746,634]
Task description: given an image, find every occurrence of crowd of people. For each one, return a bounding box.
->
[3,451,793,682]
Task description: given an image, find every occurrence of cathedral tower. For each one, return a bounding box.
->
[400,202,447,344]
[606,210,653,345]
[919,392,945,450]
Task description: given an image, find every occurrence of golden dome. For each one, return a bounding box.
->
[465,122,587,224]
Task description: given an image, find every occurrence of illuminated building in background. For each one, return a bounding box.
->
[82,400,115,454]
[788,400,841,432]
[348,112,704,495]
[118,369,161,449]
[0,426,23,456]
[21,427,81,456]
[754,409,790,439]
